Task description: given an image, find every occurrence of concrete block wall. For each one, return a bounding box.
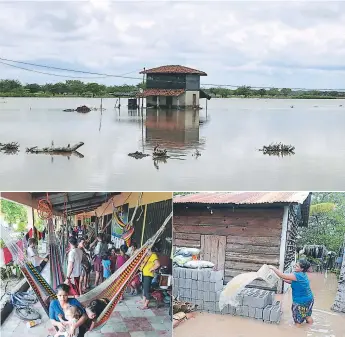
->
[173,267,282,324]
[173,267,224,313]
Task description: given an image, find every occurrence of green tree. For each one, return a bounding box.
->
[258,88,267,97]
[298,193,345,252]
[280,88,292,96]
[0,79,22,92]
[24,83,42,94]
[267,87,280,96]
[0,199,28,228]
[235,86,252,97]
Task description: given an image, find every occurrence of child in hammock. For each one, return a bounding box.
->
[85,298,110,331]
[55,305,81,337]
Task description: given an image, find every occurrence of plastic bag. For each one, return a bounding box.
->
[184,260,214,269]
[173,255,193,266]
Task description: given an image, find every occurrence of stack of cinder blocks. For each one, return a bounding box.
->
[222,288,282,324]
[173,267,224,313]
[173,267,282,324]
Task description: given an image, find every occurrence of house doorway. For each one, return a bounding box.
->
[200,235,226,271]
[192,94,197,107]
[166,96,173,108]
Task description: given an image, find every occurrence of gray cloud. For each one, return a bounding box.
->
[0,1,344,89]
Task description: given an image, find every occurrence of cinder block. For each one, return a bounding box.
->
[185,268,192,279]
[179,268,186,279]
[192,280,198,290]
[204,301,216,313]
[236,306,243,316]
[197,280,204,290]
[192,270,199,280]
[197,290,203,299]
[209,291,216,302]
[229,306,237,315]
[263,305,272,321]
[255,308,263,320]
[242,305,249,317]
[210,270,224,282]
[248,306,256,318]
[191,289,198,300]
[216,290,222,301]
[185,278,192,289]
[235,294,244,306]
[203,282,210,292]
[183,287,191,298]
[195,299,203,310]
[267,291,274,305]
[203,291,210,302]
[209,281,224,292]
[270,301,282,323]
[173,267,179,278]
[174,277,179,288]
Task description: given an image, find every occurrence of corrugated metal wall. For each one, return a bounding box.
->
[129,199,172,256]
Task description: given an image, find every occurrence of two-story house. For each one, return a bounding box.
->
[137,65,211,109]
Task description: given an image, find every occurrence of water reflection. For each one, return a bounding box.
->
[145,109,200,149]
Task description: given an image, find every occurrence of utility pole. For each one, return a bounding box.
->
[141,67,145,111]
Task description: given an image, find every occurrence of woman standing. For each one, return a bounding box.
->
[269,259,314,326]
[48,284,88,337]
[65,237,83,295]
[90,233,108,287]
[138,246,160,310]
[78,238,91,293]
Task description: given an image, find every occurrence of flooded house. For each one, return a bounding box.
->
[173,192,312,293]
[137,65,211,109]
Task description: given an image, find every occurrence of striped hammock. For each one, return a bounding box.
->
[1,211,172,327]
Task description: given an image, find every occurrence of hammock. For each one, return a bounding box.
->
[1,211,172,328]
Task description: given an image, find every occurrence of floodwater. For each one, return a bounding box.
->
[174,272,345,337]
[0,97,345,190]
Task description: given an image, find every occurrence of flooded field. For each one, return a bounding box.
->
[0,97,344,190]
[174,272,345,337]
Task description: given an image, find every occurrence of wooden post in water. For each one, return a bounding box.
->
[100,97,103,112]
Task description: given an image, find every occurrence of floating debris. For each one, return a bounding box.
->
[0,142,20,154]
[290,105,294,108]
[128,151,150,159]
[63,108,75,112]
[153,144,168,158]
[26,142,84,157]
[192,149,201,157]
[259,143,295,156]
[75,105,91,113]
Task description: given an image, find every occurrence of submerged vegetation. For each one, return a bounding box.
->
[0,79,344,99]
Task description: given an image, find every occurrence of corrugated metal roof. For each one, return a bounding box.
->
[173,192,310,205]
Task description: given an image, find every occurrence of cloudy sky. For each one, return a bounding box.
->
[0,0,344,89]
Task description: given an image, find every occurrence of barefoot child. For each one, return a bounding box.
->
[269,259,314,326]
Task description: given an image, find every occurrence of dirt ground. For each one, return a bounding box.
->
[174,272,345,337]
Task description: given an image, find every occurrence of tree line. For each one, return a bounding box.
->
[0,79,344,98]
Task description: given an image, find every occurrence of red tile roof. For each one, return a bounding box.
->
[137,89,185,97]
[140,65,207,76]
[174,192,310,205]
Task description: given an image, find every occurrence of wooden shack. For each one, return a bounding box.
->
[173,192,311,293]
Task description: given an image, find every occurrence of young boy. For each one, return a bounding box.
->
[27,238,48,272]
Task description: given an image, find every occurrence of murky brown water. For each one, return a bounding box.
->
[1,97,345,190]
[174,273,345,337]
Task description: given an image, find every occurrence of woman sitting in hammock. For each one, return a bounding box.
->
[49,284,88,337]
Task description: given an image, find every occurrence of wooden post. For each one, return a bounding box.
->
[140,204,148,246]
[119,97,121,108]
[157,96,160,108]
[278,206,289,293]
[100,97,103,111]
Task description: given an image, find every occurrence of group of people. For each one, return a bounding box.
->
[26,229,162,336]
[65,232,145,296]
